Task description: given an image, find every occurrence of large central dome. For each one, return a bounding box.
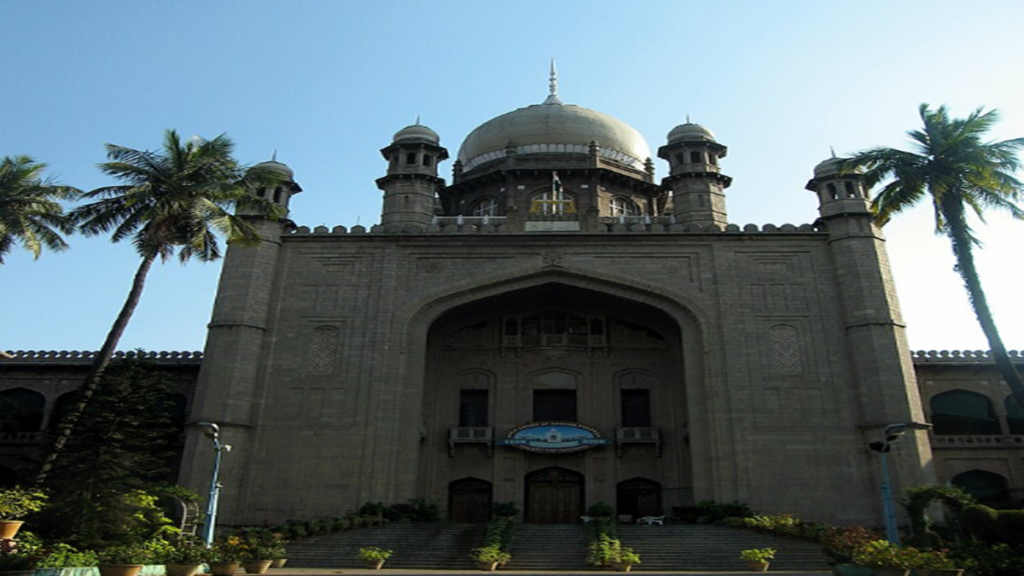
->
[457,101,652,173]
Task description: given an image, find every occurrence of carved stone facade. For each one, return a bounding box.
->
[4,86,1021,527]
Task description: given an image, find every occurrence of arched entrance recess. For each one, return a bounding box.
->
[526,467,584,523]
[617,478,662,519]
[449,478,493,523]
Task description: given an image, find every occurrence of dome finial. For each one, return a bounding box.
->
[271,150,278,161]
[830,146,837,158]
[415,115,421,125]
[686,114,691,123]
[543,58,562,105]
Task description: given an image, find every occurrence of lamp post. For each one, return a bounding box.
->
[196,422,231,547]
[868,422,931,544]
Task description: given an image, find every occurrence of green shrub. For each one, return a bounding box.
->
[586,501,614,517]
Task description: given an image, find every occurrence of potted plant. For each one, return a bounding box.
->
[819,525,879,576]
[0,487,48,540]
[616,547,641,572]
[210,536,245,576]
[586,502,615,518]
[97,543,155,576]
[490,502,519,519]
[164,535,213,576]
[470,545,511,571]
[740,548,776,572]
[0,537,46,576]
[913,548,962,576]
[357,546,392,570]
[850,540,924,576]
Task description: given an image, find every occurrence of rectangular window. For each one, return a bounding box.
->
[621,389,652,427]
[406,152,417,165]
[534,389,577,422]
[459,390,489,427]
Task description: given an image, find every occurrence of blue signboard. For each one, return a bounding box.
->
[497,422,611,453]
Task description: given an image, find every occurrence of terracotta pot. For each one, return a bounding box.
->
[615,563,633,572]
[747,562,769,572]
[166,563,203,576]
[270,559,288,568]
[0,521,24,540]
[478,561,498,571]
[242,560,273,574]
[98,564,143,576]
[209,561,241,576]
[364,559,385,570]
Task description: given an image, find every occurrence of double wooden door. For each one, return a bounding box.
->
[526,467,583,523]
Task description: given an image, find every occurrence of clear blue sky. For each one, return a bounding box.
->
[2,0,1022,353]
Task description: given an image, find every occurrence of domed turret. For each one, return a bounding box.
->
[248,155,301,215]
[806,153,869,219]
[393,122,440,145]
[667,122,716,144]
[377,120,449,229]
[658,119,730,228]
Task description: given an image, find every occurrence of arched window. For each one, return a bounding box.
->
[1006,395,1024,435]
[50,391,77,431]
[609,197,638,217]
[472,198,499,217]
[930,390,1001,435]
[0,388,46,433]
[952,470,1011,508]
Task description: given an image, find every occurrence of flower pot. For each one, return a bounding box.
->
[98,564,144,576]
[166,563,203,576]
[209,561,241,576]
[242,560,273,574]
[364,559,385,570]
[615,563,633,572]
[478,561,498,571]
[270,559,288,568]
[747,562,770,572]
[0,521,24,540]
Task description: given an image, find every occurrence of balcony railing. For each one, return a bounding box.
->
[448,426,493,457]
[616,427,661,457]
[930,434,1024,448]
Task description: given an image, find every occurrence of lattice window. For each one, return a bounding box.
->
[770,325,803,374]
[308,325,340,374]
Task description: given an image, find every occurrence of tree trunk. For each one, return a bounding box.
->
[944,198,1024,414]
[34,253,157,485]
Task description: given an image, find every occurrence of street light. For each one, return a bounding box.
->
[196,422,231,547]
[868,422,931,544]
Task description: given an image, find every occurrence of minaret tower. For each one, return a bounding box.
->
[658,121,731,227]
[806,155,935,499]
[376,121,449,229]
[180,157,301,519]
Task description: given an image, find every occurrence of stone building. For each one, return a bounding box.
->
[3,78,1022,525]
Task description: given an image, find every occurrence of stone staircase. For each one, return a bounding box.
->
[286,521,830,571]
[617,524,831,571]
[506,523,591,570]
[287,523,486,569]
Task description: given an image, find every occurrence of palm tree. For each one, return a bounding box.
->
[842,104,1024,411]
[0,155,78,263]
[35,129,286,484]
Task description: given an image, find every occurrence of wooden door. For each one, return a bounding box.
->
[526,467,583,523]
[449,478,492,523]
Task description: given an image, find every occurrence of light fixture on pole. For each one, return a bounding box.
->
[196,422,231,547]
[868,422,931,544]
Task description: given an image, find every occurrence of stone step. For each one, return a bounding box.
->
[288,523,486,569]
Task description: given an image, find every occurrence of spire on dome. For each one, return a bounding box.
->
[415,114,421,125]
[543,58,562,105]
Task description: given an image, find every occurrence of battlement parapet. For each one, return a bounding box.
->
[912,349,1023,363]
[1,350,203,364]
[285,221,822,236]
